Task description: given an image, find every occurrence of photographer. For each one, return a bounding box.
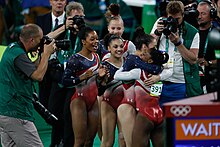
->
[36,1,85,146]
[197,0,218,93]
[149,1,203,107]
[0,24,55,147]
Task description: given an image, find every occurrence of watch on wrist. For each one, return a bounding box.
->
[208,61,213,66]
[174,40,182,46]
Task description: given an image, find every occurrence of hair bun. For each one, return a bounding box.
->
[135,26,145,37]
[109,3,120,16]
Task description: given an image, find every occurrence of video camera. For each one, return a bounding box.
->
[69,15,86,31]
[159,16,178,36]
[32,92,58,125]
[184,2,199,28]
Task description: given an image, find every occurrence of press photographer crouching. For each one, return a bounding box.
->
[0,24,55,147]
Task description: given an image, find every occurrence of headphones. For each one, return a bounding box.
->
[200,0,217,18]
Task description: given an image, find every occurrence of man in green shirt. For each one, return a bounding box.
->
[0,24,55,146]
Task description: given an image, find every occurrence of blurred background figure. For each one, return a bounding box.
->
[184,0,199,28]
[155,0,167,18]
[21,0,51,24]
[0,0,24,44]
[212,0,220,29]
[0,0,6,44]
[214,0,220,17]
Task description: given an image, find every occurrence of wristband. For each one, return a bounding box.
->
[174,40,182,46]
[154,29,162,36]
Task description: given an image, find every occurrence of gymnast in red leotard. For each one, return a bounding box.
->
[114,26,169,147]
[62,26,100,146]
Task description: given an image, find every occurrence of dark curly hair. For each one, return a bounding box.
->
[77,26,95,45]
[150,50,169,65]
[103,33,123,49]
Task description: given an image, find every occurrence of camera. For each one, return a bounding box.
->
[159,16,178,36]
[32,92,58,125]
[70,15,86,31]
[42,36,71,51]
[184,2,198,16]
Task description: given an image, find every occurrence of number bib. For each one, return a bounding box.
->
[150,82,163,96]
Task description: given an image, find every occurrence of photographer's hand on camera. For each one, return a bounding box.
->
[31,39,56,81]
[43,39,56,56]
[155,19,165,36]
[65,16,74,30]
[169,32,181,46]
[157,19,165,32]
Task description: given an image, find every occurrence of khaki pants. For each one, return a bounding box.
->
[0,115,43,147]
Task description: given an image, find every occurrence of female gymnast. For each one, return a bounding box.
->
[62,26,102,146]
[97,34,125,147]
[114,26,168,147]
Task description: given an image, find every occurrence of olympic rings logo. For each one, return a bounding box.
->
[170,105,191,117]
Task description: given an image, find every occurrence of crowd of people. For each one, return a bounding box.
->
[0,0,219,147]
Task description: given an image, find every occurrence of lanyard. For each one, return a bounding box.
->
[165,37,178,52]
[165,38,169,53]
[203,27,212,56]
[66,30,79,54]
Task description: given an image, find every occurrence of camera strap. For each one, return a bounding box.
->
[165,29,183,52]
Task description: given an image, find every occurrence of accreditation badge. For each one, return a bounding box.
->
[167,57,174,68]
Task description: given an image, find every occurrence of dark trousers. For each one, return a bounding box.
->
[48,82,75,147]
[63,88,75,147]
[39,70,52,108]
[39,65,74,146]
[48,82,66,146]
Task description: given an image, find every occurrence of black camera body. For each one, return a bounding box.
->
[70,15,86,31]
[160,16,178,36]
[42,36,71,51]
[32,92,58,125]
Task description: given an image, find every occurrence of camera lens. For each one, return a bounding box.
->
[55,39,71,51]
[162,16,178,36]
